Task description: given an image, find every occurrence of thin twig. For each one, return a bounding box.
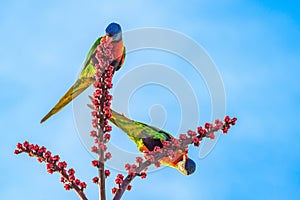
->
[113,118,237,200]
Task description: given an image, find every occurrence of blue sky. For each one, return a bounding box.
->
[1,0,299,199]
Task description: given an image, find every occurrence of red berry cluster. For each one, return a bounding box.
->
[193,115,237,146]
[111,156,148,194]
[112,174,132,194]
[90,36,115,185]
[14,141,87,197]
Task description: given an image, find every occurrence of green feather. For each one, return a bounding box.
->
[109,109,173,151]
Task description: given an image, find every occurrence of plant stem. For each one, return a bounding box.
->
[60,170,88,200]
[113,161,152,200]
[98,72,107,200]
[98,130,106,200]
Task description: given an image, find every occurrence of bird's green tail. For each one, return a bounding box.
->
[109,109,135,131]
[40,78,93,123]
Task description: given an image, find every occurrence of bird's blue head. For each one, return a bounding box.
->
[185,158,196,175]
[105,22,122,41]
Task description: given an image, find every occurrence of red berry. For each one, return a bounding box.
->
[162,141,169,147]
[140,172,147,179]
[17,143,23,149]
[204,123,211,129]
[90,130,97,137]
[187,130,196,136]
[104,133,111,140]
[105,125,112,132]
[68,168,75,175]
[91,146,98,153]
[124,163,131,170]
[93,81,101,88]
[224,116,231,123]
[52,155,60,162]
[64,184,71,190]
[179,134,187,140]
[117,174,124,179]
[92,160,99,167]
[23,141,29,148]
[79,182,87,189]
[131,164,137,169]
[127,184,132,191]
[106,94,112,100]
[105,152,112,160]
[69,175,75,181]
[112,187,118,194]
[128,168,136,176]
[92,177,99,183]
[105,169,110,177]
[115,178,122,185]
[231,117,237,125]
[223,127,228,134]
[135,157,143,163]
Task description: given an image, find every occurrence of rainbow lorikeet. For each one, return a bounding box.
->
[109,109,196,175]
[40,22,125,123]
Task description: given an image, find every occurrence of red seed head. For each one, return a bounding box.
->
[117,174,124,179]
[92,177,99,183]
[140,172,147,179]
[105,169,111,177]
[112,187,118,194]
[127,184,132,191]
[135,157,143,164]
[105,152,112,160]
[75,179,81,185]
[79,182,87,189]
[92,160,99,167]
[64,184,71,190]
[224,116,231,123]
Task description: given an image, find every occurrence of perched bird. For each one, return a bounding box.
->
[109,109,196,175]
[40,22,125,123]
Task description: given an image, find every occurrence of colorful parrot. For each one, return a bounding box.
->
[109,109,196,175]
[40,22,125,123]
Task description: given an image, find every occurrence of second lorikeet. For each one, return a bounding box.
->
[109,109,196,175]
[40,22,125,123]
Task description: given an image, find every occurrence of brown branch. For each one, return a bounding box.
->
[14,142,88,200]
[98,72,107,200]
[113,161,152,200]
[60,168,88,200]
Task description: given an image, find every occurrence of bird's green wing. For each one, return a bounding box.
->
[109,109,173,151]
[83,37,102,68]
[138,122,173,140]
[78,36,103,80]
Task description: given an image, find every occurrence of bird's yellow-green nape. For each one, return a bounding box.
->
[109,109,196,175]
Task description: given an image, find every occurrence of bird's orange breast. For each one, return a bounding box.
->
[112,40,124,60]
[101,36,124,61]
[160,150,185,168]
